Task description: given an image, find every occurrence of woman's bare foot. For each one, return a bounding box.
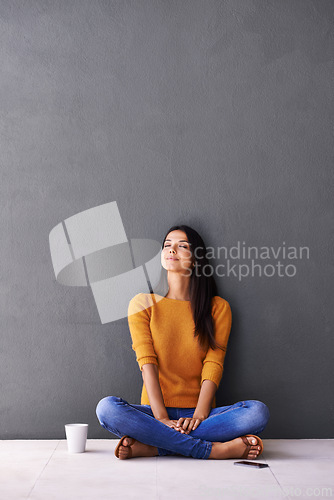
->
[208,436,262,460]
[117,437,159,460]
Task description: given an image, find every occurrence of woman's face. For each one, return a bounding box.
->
[161,230,194,275]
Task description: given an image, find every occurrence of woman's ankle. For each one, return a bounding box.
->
[208,442,224,459]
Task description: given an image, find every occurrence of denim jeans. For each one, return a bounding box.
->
[95,396,270,460]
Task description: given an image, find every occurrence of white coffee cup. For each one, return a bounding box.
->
[65,423,88,453]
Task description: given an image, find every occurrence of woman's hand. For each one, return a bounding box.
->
[156,416,206,434]
[156,417,183,431]
[175,416,206,434]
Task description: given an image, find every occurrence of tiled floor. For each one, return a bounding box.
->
[1,439,333,499]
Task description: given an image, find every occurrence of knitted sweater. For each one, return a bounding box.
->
[127,293,232,408]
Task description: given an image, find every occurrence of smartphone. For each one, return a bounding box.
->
[234,460,269,469]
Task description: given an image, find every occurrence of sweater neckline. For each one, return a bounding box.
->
[155,294,190,302]
[163,297,190,302]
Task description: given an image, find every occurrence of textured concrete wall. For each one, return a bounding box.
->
[1,0,333,439]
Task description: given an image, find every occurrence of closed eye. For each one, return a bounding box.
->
[164,244,188,248]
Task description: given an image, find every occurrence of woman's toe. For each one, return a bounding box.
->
[247,440,261,459]
[118,445,129,459]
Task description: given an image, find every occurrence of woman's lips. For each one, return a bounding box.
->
[167,258,179,260]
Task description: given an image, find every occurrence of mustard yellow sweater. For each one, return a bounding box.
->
[128,293,232,408]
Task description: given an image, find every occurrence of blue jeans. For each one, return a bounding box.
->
[95,396,270,460]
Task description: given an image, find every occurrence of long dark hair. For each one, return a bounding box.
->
[152,224,224,352]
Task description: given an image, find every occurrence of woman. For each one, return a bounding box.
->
[96,224,270,460]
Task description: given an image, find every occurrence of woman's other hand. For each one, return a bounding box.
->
[156,416,206,434]
[156,417,184,431]
[175,416,206,433]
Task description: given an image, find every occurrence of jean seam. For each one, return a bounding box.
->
[207,401,247,420]
[203,441,212,459]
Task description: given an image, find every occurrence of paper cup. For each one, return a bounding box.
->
[65,423,88,453]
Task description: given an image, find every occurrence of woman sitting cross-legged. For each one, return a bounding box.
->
[96,224,270,460]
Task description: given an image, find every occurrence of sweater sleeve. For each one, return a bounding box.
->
[201,298,232,389]
[128,294,159,371]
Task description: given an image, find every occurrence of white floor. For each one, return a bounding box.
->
[1,439,333,500]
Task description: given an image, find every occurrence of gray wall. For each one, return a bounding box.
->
[1,0,333,440]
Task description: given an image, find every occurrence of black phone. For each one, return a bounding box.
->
[234,460,269,469]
